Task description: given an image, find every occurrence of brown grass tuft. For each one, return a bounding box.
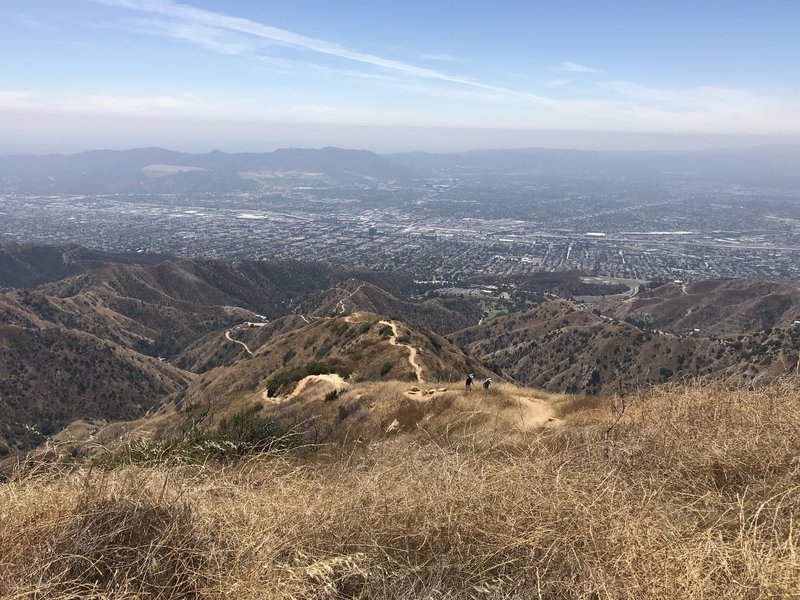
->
[2,472,209,599]
[1,378,799,598]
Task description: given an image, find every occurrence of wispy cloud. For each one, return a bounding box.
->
[545,79,571,87]
[556,61,603,74]
[98,0,555,104]
[0,91,35,110]
[0,89,219,115]
[16,13,55,32]
[419,53,462,62]
[133,18,260,57]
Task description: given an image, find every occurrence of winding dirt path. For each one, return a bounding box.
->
[379,320,424,382]
[337,283,366,314]
[262,373,348,404]
[225,330,254,355]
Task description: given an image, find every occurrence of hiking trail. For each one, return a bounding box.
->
[379,320,424,382]
[263,373,348,404]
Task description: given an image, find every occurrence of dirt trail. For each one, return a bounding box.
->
[224,330,253,355]
[507,394,560,429]
[403,385,561,431]
[263,373,348,404]
[379,320,424,382]
[337,284,366,314]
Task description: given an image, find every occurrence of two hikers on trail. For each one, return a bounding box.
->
[466,374,492,392]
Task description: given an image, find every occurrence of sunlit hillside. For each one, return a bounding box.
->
[2,378,797,599]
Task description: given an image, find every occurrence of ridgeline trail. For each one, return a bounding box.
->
[224,330,254,355]
[379,320,424,382]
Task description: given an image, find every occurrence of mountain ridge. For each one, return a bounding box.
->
[0,146,413,194]
[2,245,800,456]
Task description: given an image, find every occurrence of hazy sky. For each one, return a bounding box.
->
[2,0,800,153]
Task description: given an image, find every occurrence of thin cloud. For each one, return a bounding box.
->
[419,53,462,62]
[557,61,603,74]
[0,91,36,110]
[0,90,219,115]
[98,0,556,105]
[16,14,55,32]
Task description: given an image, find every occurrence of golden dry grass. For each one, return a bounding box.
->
[1,379,799,599]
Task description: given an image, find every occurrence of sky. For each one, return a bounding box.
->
[2,0,800,153]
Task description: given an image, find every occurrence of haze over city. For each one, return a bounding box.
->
[2,0,800,153]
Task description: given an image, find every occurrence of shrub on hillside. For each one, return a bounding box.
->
[102,406,296,466]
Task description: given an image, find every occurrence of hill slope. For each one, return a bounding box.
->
[452,298,800,394]
[2,378,798,598]
[0,325,189,455]
[0,258,425,359]
[0,243,168,289]
[0,251,499,454]
[597,278,800,336]
[25,312,498,455]
[175,312,491,418]
[302,279,483,335]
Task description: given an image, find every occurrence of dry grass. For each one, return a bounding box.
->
[1,379,799,599]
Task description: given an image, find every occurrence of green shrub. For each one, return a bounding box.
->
[100,406,296,467]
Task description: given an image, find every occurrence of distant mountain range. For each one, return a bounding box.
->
[0,146,413,194]
[1,144,799,194]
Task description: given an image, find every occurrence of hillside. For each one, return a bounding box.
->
[15,311,496,458]
[597,278,800,336]
[0,243,168,289]
[172,315,311,373]
[0,265,259,358]
[301,279,483,335]
[1,378,797,598]
[0,325,189,455]
[0,257,423,359]
[3,247,800,455]
[174,312,491,424]
[452,298,800,394]
[0,252,498,453]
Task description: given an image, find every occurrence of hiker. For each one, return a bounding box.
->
[483,378,492,391]
[465,373,474,393]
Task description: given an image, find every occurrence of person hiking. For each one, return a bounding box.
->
[465,373,474,393]
[483,378,492,391]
